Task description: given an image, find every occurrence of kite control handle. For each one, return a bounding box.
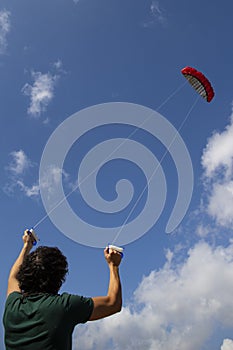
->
[26,228,39,246]
[108,244,124,257]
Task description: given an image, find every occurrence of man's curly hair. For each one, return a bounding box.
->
[16,246,68,295]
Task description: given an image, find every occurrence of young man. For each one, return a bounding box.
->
[3,230,122,350]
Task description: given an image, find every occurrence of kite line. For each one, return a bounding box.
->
[33,66,214,247]
[33,80,188,231]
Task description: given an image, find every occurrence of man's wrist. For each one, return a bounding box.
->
[23,243,32,253]
[108,263,119,270]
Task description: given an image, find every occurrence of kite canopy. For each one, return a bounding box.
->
[181,66,214,102]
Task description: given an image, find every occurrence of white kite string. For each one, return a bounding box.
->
[33,81,188,230]
[112,94,200,244]
[156,80,187,111]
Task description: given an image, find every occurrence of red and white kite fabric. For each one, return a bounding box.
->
[181,66,214,102]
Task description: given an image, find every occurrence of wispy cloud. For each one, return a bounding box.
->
[16,165,70,199]
[4,150,39,197]
[53,59,63,70]
[150,1,166,24]
[202,107,233,227]
[75,241,233,350]
[0,9,10,54]
[40,165,69,197]
[16,180,40,197]
[7,150,33,175]
[4,151,72,200]
[142,1,166,28]
[22,71,58,118]
[21,60,64,118]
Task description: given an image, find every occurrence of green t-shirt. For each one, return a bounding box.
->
[3,291,94,350]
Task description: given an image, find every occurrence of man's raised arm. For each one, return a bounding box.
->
[7,231,34,297]
[89,247,122,321]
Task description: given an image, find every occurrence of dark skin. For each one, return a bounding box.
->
[7,231,122,320]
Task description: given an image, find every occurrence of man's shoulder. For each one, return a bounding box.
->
[5,291,21,304]
[7,291,21,298]
[4,292,66,306]
[5,291,92,307]
[58,292,92,305]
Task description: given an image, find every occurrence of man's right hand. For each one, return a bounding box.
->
[104,247,122,267]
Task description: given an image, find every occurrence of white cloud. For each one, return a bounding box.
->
[207,182,233,226]
[17,165,69,199]
[0,9,10,54]
[7,150,32,175]
[201,109,233,227]
[5,153,72,199]
[221,339,233,350]
[40,165,69,189]
[74,242,233,350]
[202,115,233,180]
[196,224,210,238]
[22,71,58,117]
[16,180,40,197]
[39,165,70,203]
[4,150,38,197]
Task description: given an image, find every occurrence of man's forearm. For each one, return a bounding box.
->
[107,265,122,311]
[9,244,31,279]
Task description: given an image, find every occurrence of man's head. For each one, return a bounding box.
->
[16,246,68,294]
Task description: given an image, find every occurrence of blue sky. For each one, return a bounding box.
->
[1,1,233,349]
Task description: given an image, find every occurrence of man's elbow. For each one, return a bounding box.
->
[115,305,122,313]
[108,299,122,314]
[113,300,122,313]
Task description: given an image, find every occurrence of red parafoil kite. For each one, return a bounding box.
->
[181,66,214,102]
